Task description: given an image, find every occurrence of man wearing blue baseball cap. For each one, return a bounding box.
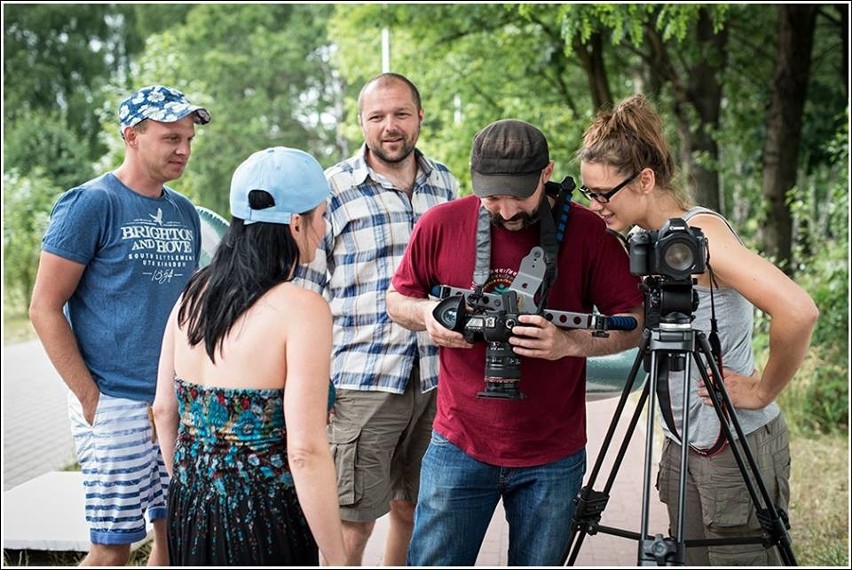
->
[29,85,211,566]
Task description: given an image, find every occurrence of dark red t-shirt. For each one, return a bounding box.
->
[392,195,643,466]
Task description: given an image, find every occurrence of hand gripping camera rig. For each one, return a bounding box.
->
[431,177,637,401]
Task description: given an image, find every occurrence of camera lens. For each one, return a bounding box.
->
[442,307,458,328]
[662,241,695,273]
[485,341,522,381]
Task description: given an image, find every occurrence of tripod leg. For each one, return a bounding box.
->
[563,333,650,565]
[654,350,709,566]
[638,349,686,566]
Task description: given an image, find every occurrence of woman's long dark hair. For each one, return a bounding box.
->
[178,206,313,362]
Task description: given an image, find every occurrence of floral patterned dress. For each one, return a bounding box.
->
[166,376,318,566]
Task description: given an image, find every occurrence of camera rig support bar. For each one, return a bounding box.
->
[430,285,638,334]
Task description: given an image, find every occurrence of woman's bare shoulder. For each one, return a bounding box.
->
[265,282,331,316]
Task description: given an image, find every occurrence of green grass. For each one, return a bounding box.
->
[2,549,84,566]
[787,433,850,566]
[3,542,151,566]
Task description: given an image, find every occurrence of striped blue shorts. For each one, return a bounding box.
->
[68,392,169,545]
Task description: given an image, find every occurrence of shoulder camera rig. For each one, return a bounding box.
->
[432,246,637,337]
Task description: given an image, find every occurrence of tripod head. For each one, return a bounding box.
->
[645,310,697,373]
[639,276,699,332]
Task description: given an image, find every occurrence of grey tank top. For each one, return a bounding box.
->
[659,206,780,448]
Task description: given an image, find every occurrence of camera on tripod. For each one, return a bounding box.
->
[627,218,708,330]
[433,291,524,400]
[566,217,798,567]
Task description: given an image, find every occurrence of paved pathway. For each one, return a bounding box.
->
[2,340,77,491]
[2,339,668,565]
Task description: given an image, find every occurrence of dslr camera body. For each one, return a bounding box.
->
[628,217,707,280]
[627,217,708,329]
[433,290,523,400]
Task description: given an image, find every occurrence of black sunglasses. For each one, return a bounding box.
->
[579,171,641,204]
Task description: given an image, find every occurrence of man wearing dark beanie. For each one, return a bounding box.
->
[388,119,644,565]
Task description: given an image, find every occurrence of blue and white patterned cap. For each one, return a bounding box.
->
[118,85,211,133]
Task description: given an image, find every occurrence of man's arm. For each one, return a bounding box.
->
[29,251,100,424]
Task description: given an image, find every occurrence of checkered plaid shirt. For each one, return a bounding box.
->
[296,146,459,393]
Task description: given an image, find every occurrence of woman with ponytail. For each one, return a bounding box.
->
[577,94,818,565]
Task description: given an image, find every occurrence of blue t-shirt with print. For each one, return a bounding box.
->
[42,172,201,401]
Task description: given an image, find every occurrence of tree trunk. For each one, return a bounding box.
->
[643,10,727,212]
[761,4,817,273]
[574,31,612,112]
[686,9,728,213]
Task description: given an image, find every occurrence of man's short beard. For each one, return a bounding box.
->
[489,208,540,230]
[371,145,414,165]
[369,130,419,165]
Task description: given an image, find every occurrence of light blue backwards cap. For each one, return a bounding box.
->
[229,147,330,224]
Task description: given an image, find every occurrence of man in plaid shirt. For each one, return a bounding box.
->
[296,72,458,565]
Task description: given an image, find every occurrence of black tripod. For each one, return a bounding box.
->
[562,313,797,566]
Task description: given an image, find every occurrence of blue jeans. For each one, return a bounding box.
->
[407,431,586,566]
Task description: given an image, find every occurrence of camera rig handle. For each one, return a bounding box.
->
[507,246,548,313]
[431,284,637,334]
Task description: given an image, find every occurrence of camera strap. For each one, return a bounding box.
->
[539,178,574,309]
[706,260,724,372]
[656,357,729,457]
[472,178,573,312]
[469,205,492,310]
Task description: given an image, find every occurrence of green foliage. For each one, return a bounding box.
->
[120,3,338,214]
[785,116,848,435]
[3,110,95,192]
[2,3,154,158]
[778,336,848,436]
[655,4,730,42]
[127,4,193,40]
[799,115,847,338]
[3,5,113,116]
[760,111,849,435]
[544,3,656,45]
[2,170,63,311]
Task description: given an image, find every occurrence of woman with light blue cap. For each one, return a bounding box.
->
[152,147,346,565]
